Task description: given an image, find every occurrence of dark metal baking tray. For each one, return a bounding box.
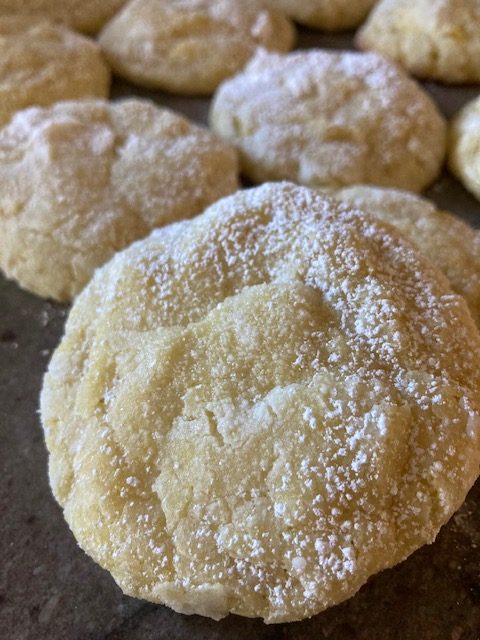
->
[1,29,479,640]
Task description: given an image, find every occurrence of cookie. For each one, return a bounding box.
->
[0,0,127,35]
[325,185,480,328]
[0,17,110,127]
[356,0,480,84]
[98,0,295,95]
[210,49,446,192]
[264,0,376,31]
[0,99,238,302]
[40,181,480,623]
[449,96,480,202]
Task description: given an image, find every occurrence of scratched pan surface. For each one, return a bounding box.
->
[1,29,479,640]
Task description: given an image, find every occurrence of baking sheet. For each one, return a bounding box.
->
[1,29,480,640]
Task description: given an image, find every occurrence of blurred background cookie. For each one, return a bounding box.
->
[99,0,296,95]
[356,0,480,84]
[325,185,480,327]
[264,0,376,31]
[40,181,480,623]
[0,0,127,35]
[449,95,480,203]
[0,99,238,301]
[210,49,446,192]
[0,17,110,126]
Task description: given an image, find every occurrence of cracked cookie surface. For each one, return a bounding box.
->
[40,182,480,622]
[210,49,446,192]
[99,0,295,95]
[356,0,480,84]
[0,98,238,301]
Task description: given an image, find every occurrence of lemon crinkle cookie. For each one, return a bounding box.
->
[356,0,480,84]
[41,182,480,623]
[0,17,110,127]
[0,99,238,302]
[449,95,480,202]
[210,49,446,192]
[264,0,376,31]
[0,0,127,35]
[325,185,480,328]
[99,0,296,95]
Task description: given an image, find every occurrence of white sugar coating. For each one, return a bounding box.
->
[210,49,446,192]
[323,185,480,328]
[99,0,296,95]
[263,0,376,31]
[449,95,480,203]
[0,98,238,302]
[0,16,110,127]
[0,0,127,35]
[356,0,480,84]
[40,182,480,623]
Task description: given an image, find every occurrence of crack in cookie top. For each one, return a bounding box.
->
[41,182,480,622]
[0,98,238,301]
[210,49,446,192]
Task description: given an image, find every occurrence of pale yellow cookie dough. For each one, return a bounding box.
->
[449,96,480,202]
[41,182,480,623]
[264,0,376,31]
[356,0,480,84]
[325,185,480,328]
[0,0,127,35]
[210,49,446,192]
[99,0,296,95]
[0,99,238,302]
[0,17,110,127]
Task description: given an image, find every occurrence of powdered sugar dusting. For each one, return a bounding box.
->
[210,48,446,191]
[0,98,239,301]
[41,182,480,623]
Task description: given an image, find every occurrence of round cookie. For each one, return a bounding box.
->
[325,185,480,328]
[356,0,480,84]
[264,0,376,31]
[40,181,480,623]
[449,96,480,202]
[0,17,110,127]
[99,0,296,95]
[210,49,446,192]
[0,99,238,302]
[0,0,127,35]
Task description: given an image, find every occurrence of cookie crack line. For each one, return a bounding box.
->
[210,48,446,192]
[0,98,239,302]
